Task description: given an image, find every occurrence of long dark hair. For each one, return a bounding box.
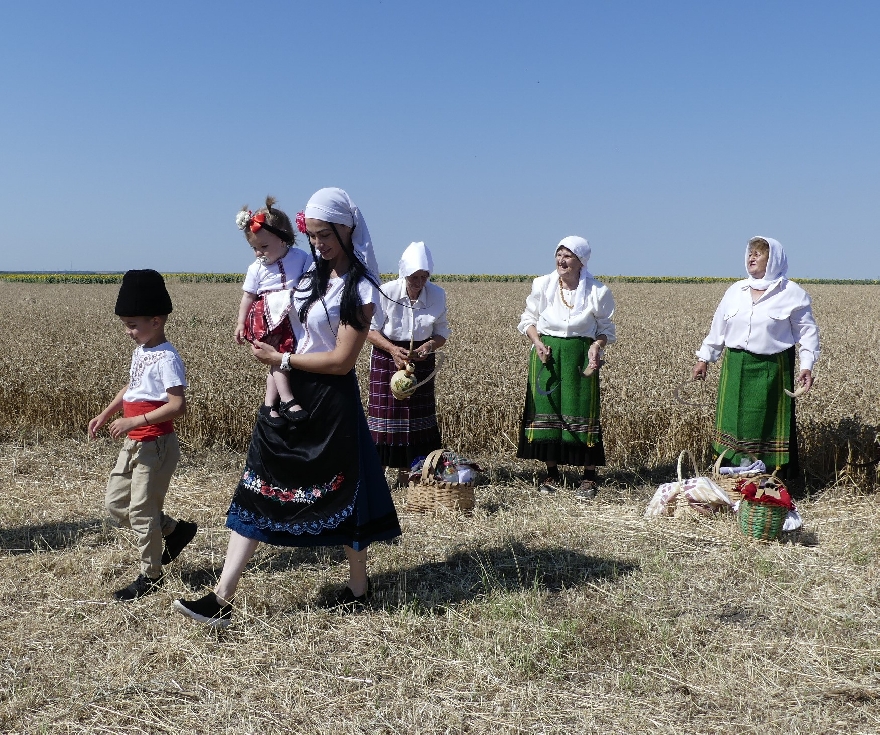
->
[297,222,384,330]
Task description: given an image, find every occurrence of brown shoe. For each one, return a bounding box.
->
[575,479,599,501]
[539,480,559,494]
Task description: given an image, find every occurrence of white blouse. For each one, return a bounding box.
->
[292,273,383,355]
[370,279,451,342]
[517,273,617,342]
[696,279,820,369]
[242,248,309,295]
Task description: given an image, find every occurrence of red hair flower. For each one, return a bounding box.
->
[249,212,266,234]
[295,211,307,234]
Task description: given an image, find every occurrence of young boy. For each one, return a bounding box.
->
[88,269,197,601]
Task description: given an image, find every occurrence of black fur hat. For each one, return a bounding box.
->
[114,269,173,317]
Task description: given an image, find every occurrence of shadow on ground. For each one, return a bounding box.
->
[0,518,104,554]
[330,540,635,613]
[178,540,636,615]
[178,544,349,590]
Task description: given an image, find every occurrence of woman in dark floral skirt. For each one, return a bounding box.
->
[174,188,401,628]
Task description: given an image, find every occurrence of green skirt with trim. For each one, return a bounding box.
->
[517,335,605,466]
[713,346,798,472]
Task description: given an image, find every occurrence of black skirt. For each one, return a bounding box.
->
[226,369,401,551]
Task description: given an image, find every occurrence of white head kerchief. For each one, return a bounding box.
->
[398,241,434,279]
[746,236,788,290]
[543,236,594,311]
[304,187,379,278]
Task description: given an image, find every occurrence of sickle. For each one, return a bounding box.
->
[536,362,559,396]
[673,379,713,410]
[784,384,809,398]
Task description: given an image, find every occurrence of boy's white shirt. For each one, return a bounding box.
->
[123,342,188,402]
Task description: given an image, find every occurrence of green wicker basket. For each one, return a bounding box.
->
[738,499,788,541]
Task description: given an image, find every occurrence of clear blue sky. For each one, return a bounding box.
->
[2,1,877,277]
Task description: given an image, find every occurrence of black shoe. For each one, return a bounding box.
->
[162,520,198,565]
[257,405,287,428]
[278,400,309,425]
[113,573,163,601]
[173,592,233,629]
[331,579,371,609]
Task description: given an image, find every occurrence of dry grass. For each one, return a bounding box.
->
[1,281,879,732]
[1,441,879,733]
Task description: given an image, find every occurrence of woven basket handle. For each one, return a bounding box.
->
[713,448,758,476]
[421,449,446,483]
[677,450,699,484]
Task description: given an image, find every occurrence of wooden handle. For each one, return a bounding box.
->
[421,449,446,482]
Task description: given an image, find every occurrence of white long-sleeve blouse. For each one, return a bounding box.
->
[517,273,617,342]
[370,279,451,342]
[695,279,820,369]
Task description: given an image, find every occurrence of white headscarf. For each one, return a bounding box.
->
[398,241,434,279]
[746,236,788,290]
[543,235,594,311]
[304,187,380,278]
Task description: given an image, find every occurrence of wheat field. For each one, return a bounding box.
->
[1,280,878,485]
[1,280,879,733]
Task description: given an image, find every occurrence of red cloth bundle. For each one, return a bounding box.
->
[737,478,794,510]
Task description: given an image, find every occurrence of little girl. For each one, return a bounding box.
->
[235,197,310,421]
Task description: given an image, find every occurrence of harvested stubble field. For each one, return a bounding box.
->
[1,280,879,733]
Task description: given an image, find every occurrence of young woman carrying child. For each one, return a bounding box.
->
[175,188,401,628]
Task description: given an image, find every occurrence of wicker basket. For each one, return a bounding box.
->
[672,450,732,518]
[738,499,788,541]
[711,450,779,505]
[406,449,475,514]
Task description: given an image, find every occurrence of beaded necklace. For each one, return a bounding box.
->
[558,278,575,309]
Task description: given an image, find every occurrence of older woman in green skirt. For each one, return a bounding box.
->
[693,236,820,478]
[517,236,616,500]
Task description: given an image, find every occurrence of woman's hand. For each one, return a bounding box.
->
[412,339,434,362]
[234,323,247,345]
[525,326,551,364]
[692,360,708,381]
[587,342,605,370]
[385,345,410,369]
[251,340,283,368]
[534,342,552,364]
[797,369,814,393]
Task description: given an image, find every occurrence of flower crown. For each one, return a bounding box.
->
[236,208,295,243]
[295,211,307,234]
[236,210,270,234]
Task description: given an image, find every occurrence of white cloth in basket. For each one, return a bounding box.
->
[718,459,766,475]
[645,476,733,518]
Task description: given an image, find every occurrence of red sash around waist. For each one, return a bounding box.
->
[123,400,174,442]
